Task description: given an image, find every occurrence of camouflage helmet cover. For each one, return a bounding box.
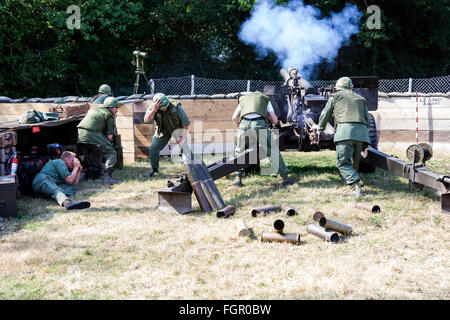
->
[103,97,120,108]
[335,77,353,90]
[153,92,170,111]
[98,84,112,94]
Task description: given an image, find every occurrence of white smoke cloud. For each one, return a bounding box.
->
[238,0,362,78]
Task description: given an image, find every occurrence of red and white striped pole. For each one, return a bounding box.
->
[415,91,419,143]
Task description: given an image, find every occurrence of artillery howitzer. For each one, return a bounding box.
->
[157,67,449,214]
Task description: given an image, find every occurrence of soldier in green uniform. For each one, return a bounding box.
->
[231,91,293,187]
[142,93,190,177]
[32,151,90,210]
[91,84,112,104]
[77,97,121,184]
[314,77,371,196]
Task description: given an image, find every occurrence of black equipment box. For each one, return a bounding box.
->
[0,175,18,218]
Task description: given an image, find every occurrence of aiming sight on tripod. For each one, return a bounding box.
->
[131,50,151,95]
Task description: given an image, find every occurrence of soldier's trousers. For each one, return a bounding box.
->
[235,118,289,178]
[33,180,77,206]
[78,130,117,171]
[149,133,172,169]
[335,140,364,185]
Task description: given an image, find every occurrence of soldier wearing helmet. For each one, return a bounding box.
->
[142,93,190,177]
[77,97,122,184]
[314,77,371,196]
[91,84,112,104]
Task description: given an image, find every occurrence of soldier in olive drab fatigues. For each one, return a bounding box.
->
[232,91,293,187]
[91,84,112,104]
[77,97,121,184]
[32,151,90,210]
[142,93,190,177]
[316,77,371,196]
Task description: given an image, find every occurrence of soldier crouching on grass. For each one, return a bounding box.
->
[32,151,91,210]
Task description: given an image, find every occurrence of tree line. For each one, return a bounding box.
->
[0,0,448,98]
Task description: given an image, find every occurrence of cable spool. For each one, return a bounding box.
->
[406,143,433,164]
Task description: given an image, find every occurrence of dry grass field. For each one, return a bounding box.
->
[0,148,449,300]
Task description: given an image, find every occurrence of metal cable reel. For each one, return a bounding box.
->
[406,143,433,165]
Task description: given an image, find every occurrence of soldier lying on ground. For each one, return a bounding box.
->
[32,151,90,210]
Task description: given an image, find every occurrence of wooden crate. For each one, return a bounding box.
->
[0,130,18,148]
[48,103,90,119]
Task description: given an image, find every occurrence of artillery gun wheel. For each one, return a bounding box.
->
[358,113,378,173]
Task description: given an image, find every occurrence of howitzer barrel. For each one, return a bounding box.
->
[280,67,313,90]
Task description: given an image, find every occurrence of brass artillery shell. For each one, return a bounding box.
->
[260,232,300,245]
[236,219,252,237]
[319,217,353,235]
[191,181,212,213]
[273,219,285,233]
[313,211,325,222]
[355,202,381,213]
[281,203,296,216]
[306,224,340,243]
[216,205,236,218]
[251,205,282,217]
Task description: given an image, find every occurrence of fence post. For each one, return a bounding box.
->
[408,78,413,93]
[247,80,251,92]
[149,79,155,95]
[191,75,195,95]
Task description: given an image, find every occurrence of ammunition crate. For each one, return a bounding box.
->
[0,175,18,218]
[0,130,18,148]
[49,103,90,119]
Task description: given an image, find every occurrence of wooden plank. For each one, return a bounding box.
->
[378,130,450,143]
[123,151,135,163]
[0,103,60,115]
[376,118,450,131]
[134,123,155,136]
[116,128,134,141]
[116,104,133,117]
[115,116,133,129]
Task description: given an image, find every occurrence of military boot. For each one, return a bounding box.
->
[141,168,159,178]
[347,181,363,196]
[103,168,122,185]
[63,199,91,210]
[233,174,243,187]
[281,175,294,187]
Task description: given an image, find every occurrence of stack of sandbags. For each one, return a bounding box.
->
[0,131,18,176]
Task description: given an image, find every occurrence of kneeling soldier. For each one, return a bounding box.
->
[32,151,90,210]
[77,97,122,184]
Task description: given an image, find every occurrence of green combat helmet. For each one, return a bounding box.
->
[98,84,112,95]
[104,97,120,108]
[153,92,169,111]
[335,77,353,90]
